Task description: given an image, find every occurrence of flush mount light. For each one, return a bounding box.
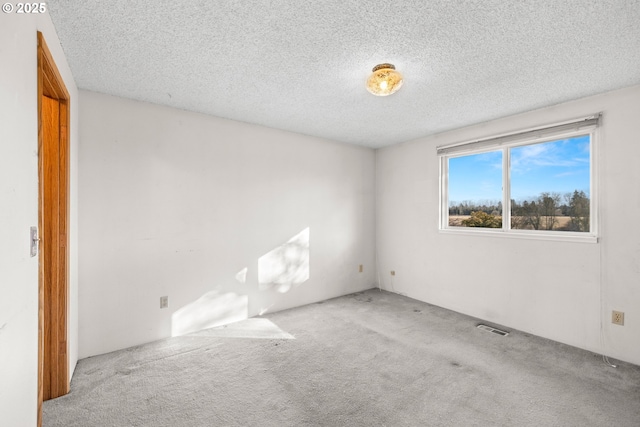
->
[366,63,403,96]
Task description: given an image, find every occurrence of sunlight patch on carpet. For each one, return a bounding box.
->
[191,317,295,340]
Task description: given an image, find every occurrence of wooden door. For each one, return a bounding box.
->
[37,32,70,427]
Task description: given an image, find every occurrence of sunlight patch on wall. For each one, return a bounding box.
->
[171,291,248,337]
[258,227,309,293]
[259,304,274,316]
[191,318,294,340]
[235,267,248,284]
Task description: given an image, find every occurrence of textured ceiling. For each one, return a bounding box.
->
[48,1,640,148]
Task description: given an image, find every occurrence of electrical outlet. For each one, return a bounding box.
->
[390,270,395,276]
[160,296,169,309]
[612,310,624,326]
[359,264,363,273]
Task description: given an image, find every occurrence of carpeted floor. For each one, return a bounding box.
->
[44,289,640,426]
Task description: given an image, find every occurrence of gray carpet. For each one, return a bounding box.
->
[44,289,640,426]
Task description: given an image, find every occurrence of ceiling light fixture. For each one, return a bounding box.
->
[366,63,403,96]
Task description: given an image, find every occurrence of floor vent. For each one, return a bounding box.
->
[477,324,509,336]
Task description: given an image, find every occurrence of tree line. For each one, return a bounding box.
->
[449,190,590,232]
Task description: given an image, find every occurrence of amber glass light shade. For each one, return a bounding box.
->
[366,63,403,96]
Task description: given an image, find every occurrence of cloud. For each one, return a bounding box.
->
[554,171,578,178]
[510,139,589,173]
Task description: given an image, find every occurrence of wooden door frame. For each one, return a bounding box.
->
[37,31,70,427]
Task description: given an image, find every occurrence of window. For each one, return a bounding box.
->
[439,115,599,240]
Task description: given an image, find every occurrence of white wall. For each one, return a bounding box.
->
[78,91,376,357]
[376,85,640,365]
[0,13,79,427]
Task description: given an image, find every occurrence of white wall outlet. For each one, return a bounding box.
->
[160,296,169,309]
[612,310,624,326]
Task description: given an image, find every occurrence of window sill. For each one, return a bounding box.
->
[439,227,598,243]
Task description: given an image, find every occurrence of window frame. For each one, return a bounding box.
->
[438,115,599,243]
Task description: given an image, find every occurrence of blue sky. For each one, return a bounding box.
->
[448,135,590,205]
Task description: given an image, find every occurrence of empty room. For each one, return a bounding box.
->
[2,1,640,426]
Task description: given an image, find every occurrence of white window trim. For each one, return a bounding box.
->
[438,114,600,243]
